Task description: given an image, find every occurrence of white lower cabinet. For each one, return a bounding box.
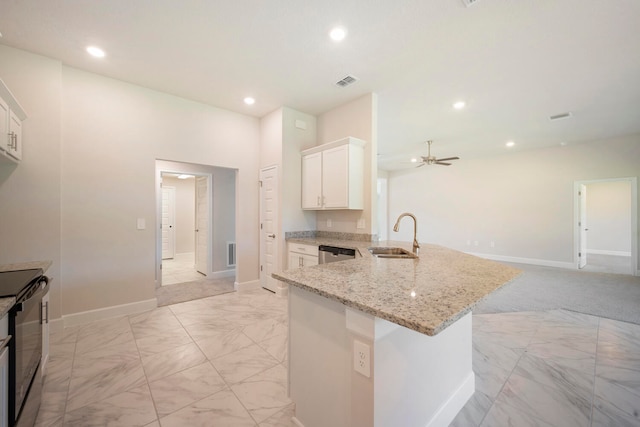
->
[288,243,319,269]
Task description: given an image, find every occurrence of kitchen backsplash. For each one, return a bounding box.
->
[285,230,378,242]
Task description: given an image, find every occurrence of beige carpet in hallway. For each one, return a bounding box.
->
[156,277,235,306]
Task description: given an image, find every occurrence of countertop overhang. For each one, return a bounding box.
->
[274,240,521,336]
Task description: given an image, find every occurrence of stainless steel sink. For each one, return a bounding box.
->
[368,247,418,259]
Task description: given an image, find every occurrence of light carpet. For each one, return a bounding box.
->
[474,262,640,325]
[156,277,235,306]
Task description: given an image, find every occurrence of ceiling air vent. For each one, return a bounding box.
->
[549,112,572,121]
[461,0,481,7]
[335,75,358,88]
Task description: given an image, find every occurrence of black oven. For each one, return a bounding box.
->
[0,269,48,427]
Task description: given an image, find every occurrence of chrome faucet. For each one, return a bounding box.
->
[393,212,420,255]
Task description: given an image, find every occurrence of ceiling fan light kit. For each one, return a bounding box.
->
[417,141,460,167]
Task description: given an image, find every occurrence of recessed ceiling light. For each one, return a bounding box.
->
[243,97,255,105]
[329,27,347,42]
[86,46,106,58]
[453,101,466,110]
[505,141,515,148]
[410,158,418,163]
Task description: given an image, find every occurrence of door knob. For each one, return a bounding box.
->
[267,233,276,238]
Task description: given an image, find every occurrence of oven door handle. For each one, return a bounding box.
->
[0,335,11,352]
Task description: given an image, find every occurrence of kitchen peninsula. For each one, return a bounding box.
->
[273,241,520,427]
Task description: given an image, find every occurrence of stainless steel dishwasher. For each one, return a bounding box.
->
[318,245,356,264]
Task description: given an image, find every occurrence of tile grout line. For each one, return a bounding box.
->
[129,313,163,426]
[589,316,601,427]
[474,310,547,427]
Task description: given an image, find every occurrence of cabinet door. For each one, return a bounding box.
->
[302,152,323,209]
[301,253,318,267]
[0,98,8,154]
[288,253,301,269]
[7,110,22,161]
[322,145,349,209]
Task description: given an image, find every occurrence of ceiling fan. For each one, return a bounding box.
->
[417,140,460,167]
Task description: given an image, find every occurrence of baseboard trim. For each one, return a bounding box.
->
[587,249,632,256]
[426,372,475,427]
[466,252,575,270]
[49,317,65,335]
[61,298,158,328]
[209,269,236,279]
[234,279,260,292]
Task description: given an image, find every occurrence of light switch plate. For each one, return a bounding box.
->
[357,218,365,229]
[137,218,146,230]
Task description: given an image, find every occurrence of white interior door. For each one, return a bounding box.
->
[161,186,176,259]
[579,184,588,268]
[260,166,279,292]
[195,176,208,275]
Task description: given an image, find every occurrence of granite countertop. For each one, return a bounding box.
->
[0,260,53,273]
[274,240,521,336]
[0,260,52,317]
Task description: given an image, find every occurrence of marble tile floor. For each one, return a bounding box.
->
[35,289,640,427]
[161,252,205,286]
[451,309,640,427]
[35,289,293,427]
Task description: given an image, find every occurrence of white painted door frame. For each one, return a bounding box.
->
[574,177,638,276]
[156,169,213,287]
[195,176,209,276]
[260,165,280,293]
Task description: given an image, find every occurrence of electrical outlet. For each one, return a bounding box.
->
[353,340,371,378]
[490,241,495,248]
[327,219,332,228]
[357,218,365,229]
[466,240,471,246]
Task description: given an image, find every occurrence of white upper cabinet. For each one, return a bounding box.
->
[0,78,27,164]
[301,137,365,210]
[7,110,22,161]
[301,152,323,209]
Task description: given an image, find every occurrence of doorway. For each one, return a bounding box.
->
[575,177,638,275]
[260,166,279,293]
[160,173,205,286]
[156,160,238,290]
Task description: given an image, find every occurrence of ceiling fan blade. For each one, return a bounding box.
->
[436,157,460,162]
[416,163,425,168]
[435,162,452,166]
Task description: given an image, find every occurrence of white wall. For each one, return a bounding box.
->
[0,46,63,319]
[0,45,259,319]
[316,94,378,236]
[586,180,632,254]
[162,176,196,254]
[388,134,640,268]
[212,167,236,272]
